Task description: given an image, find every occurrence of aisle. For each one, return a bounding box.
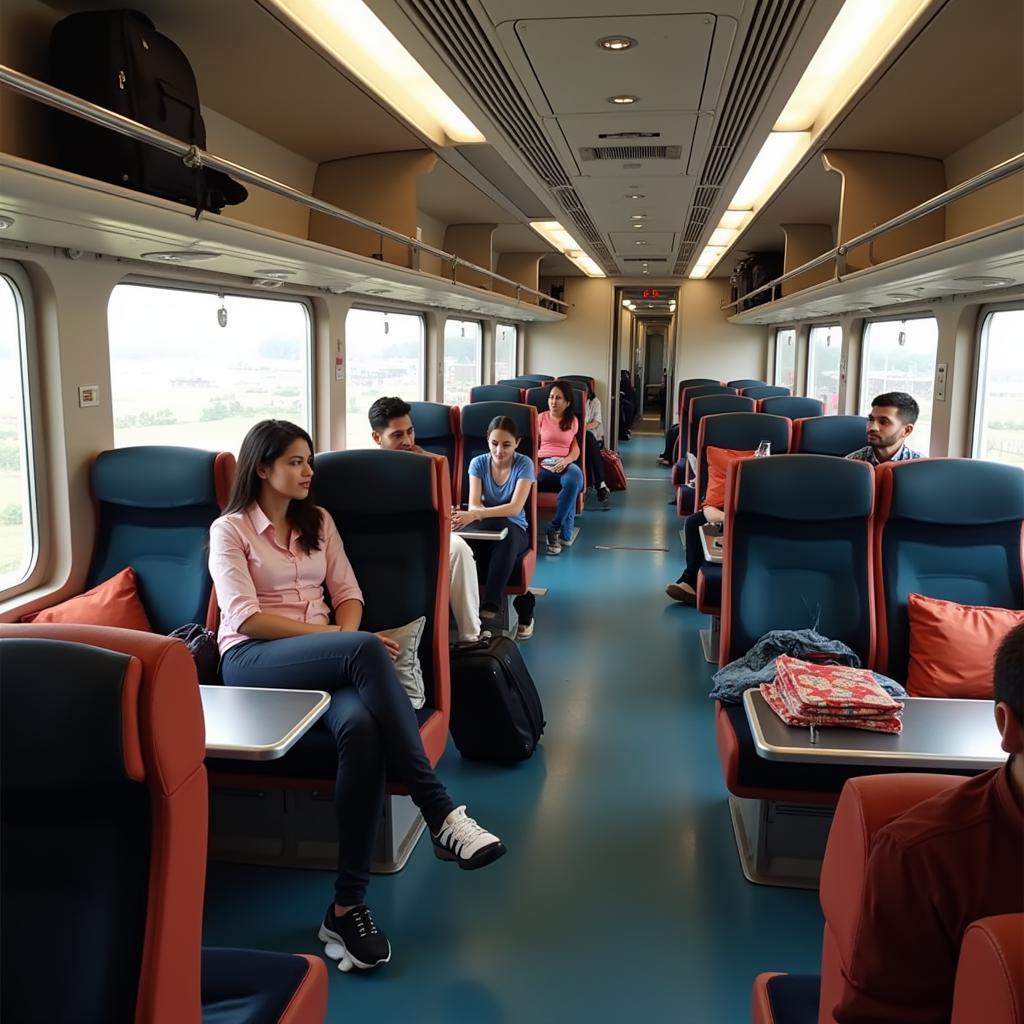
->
[203,436,823,1022]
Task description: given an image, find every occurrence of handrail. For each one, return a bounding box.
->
[721,151,1024,312]
[0,64,570,312]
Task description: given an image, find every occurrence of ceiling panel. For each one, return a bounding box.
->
[608,231,676,252]
[558,113,697,178]
[513,15,714,115]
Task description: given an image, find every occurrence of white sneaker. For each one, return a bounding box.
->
[432,806,506,870]
[516,620,535,640]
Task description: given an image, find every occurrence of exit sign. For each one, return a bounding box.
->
[641,288,661,298]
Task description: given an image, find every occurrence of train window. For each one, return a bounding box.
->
[807,325,842,414]
[973,306,1024,465]
[443,319,482,405]
[0,271,38,595]
[495,323,518,382]
[774,328,796,388]
[345,307,425,450]
[861,317,938,455]
[108,284,311,453]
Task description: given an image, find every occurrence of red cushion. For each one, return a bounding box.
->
[704,446,757,509]
[21,567,152,632]
[906,592,1024,698]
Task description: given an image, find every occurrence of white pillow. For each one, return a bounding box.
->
[376,616,427,709]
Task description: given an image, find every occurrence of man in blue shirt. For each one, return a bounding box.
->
[846,391,924,464]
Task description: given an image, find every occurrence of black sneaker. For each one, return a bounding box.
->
[597,483,610,507]
[318,903,391,971]
[432,805,507,870]
[545,526,562,555]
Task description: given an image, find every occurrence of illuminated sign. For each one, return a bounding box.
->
[641,288,662,298]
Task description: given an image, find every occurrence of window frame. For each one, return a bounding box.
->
[494,322,518,382]
[0,260,45,601]
[858,312,939,410]
[971,301,1024,461]
[108,277,315,448]
[806,322,842,411]
[773,326,797,388]
[442,317,483,405]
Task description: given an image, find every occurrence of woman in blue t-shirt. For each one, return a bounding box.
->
[452,416,538,639]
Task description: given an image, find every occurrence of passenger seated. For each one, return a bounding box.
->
[209,419,505,972]
[584,385,611,507]
[368,396,484,643]
[832,622,1024,1022]
[846,391,924,464]
[537,380,585,556]
[452,415,537,640]
[664,501,723,605]
[657,422,679,466]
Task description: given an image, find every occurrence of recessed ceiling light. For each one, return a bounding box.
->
[954,275,1016,288]
[253,268,295,279]
[608,95,639,105]
[633,224,644,229]
[140,250,221,263]
[597,35,637,51]
[0,216,14,230]
[635,240,647,246]
[626,193,645,200]
[630,214,646,220]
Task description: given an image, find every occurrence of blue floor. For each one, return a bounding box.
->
[203,431,824,1022]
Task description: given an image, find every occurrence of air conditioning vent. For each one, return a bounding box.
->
[579,145,682,161]
[622,256,671,262]
[597,131,661,140]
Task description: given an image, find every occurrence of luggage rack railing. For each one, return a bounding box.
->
[0,64,570,313]
[720,151,1024,313]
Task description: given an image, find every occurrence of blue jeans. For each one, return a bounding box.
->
[221,631,454,905]
[538,463,584,539]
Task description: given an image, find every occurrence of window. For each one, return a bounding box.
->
[974,307,1024,465]
[807,325,842,414]
[774,328,796,388]
[494,323,517,382]
[108,284,311,453]
[0,270,38,594]
[345,308,425,450]
[861,317,938,455]
[443,319,482,406]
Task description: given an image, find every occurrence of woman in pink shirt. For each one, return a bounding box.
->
[209,420,505,972]
[537,380,584,555]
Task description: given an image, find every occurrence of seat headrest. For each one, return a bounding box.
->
[881,459,1024,524]
[314,449,438,513]
[733,455,874,520]
[690,395,755,418]
[92,447,220,508]
[408,402,453,438]
[460,401,534,440]
[702,412,791,452]
[0,638,141,789]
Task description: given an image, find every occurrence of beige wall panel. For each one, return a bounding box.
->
[416,211,446,278]
[310,151,437,267]
[675,280,768,384]
[494,252,544,299]
[781,224,835,296]
[201,107,316,239]
[444,223,496,290]
[944,113,1024,239]
[823,151,946,270]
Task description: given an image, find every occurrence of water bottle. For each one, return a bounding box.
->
[755,440,771,458]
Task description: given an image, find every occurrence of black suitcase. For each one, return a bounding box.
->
[450,636,545,762]
[49,9,246,213]
[738,252,783,309]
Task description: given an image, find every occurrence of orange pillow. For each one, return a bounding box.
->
[906,592,1024,698]
[21,566,152,632]
[703,446,757,509]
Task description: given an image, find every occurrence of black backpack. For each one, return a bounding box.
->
[49,9,247,214]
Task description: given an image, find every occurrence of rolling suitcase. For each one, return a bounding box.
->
[49,9,247,213]
[450,636,545,762]
[600,448,627,491]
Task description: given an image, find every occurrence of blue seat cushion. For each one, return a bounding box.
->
[698,564,722,612]
[765,975,820,1024]
[202,947,312,1024]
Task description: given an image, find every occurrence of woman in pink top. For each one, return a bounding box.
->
[536,380,584,555]
[209,420,505,972]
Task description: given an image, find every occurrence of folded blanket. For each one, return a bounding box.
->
[775,656,903,719]
[760,681,904,733]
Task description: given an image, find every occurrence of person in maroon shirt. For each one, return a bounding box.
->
[832,622,1024,1022]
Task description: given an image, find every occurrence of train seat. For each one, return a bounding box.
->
[673,394,755,497]
[726,379,767,389]
[560,374,596,391]
[20,446,234,634]
[408,400,461,504]
[0,626,328,1024]
[874,458,1024,683]
[758,396,824,419]
[459,400,539,599]
[525,384,587,517]
[674,385,738,463]
[518,373,553,382]
[792,415,867,457]
[740,385,792,401]
[470,384,523,404]
[752,774,1023,1024]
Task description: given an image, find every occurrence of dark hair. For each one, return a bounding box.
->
[872,392,919,425]
[587,384,596,401]
[486,415,520,440]
[548,381,576,432]
[224,420,322,555]
[994,622,1024,722]
[368,396,411,431]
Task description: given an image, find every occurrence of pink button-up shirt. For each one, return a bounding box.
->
[208,504,363,654]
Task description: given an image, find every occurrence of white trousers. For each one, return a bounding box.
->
[449,533,481,641]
